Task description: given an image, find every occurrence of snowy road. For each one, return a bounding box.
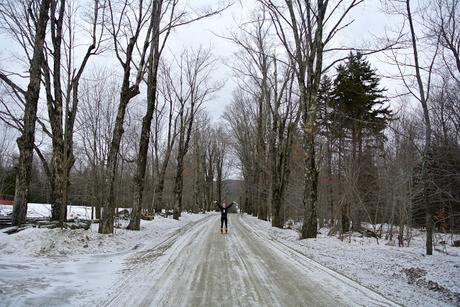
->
[99,214,398,307]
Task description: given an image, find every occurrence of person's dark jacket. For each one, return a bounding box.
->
[216,202,234,219]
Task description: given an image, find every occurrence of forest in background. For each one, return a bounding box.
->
[0,0,459,255]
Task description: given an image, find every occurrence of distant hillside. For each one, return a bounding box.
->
[222,179,243,204]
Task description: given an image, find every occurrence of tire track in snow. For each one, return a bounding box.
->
[96,214,215,307]
[97,213,399,307]
[230,215,351,306]
[142,214,218,306]
[238,215,401,307]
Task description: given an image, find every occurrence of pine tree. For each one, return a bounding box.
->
[331,52,391,146]
[327,52,392,232]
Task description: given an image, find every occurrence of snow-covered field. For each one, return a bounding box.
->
[0,203,113,220]
[0,208,210,306]
[240,215,460,307]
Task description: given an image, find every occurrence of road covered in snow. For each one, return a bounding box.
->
[98,214,397,307]
[1,207,457,306]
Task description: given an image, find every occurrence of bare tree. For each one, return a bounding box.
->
[203,133,215,211]
[128,0,231,230]
[214,126,228,206]
[388,111,420,247]
[223,90,258,215]
[127,0,164,230]
[428,0,460,81]
[0,0,105,225]
[189,113,216,212]
[258,0,364,238]
[270,61,299,228]
[0,0,51,225]
[203,125,216,212]
[76,69,118,219]
[383,0,440,255]
[151,62,180,213]
[98,0,153,234]
[39,0,106,225]
[165,48,219,220]
[227,10,273,220]
[227,8,301,227]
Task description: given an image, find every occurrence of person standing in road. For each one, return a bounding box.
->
[215,200,234,234]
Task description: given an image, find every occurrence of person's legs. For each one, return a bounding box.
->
[224,217,228,233]
[221,217,224,233]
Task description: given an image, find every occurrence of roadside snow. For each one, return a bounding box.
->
[0,213,206,257]
[0,203,53,218]
[0,203,123,219]
[0,211,211,306]
[240,215,460,307]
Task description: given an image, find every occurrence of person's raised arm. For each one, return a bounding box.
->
[214,201,222,209]
[228,202,234,209]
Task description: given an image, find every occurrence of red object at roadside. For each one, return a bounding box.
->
[0,195,14,205]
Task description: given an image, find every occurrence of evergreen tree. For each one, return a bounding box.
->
[326,52,392,232]
[331,52,391,151]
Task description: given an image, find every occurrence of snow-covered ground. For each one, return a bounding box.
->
[1,204,458,307]
[240,215,460,307]
[0,203,116,220]
[93,214,398,307]
[0,208,210,306]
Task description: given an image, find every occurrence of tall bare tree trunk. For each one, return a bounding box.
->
[170,48,218,220]
[300,1,326,239]
[100,82,139,233]
[41,0,100,226]
[153,95,177,212]
[99,0,151,233]
[172,149,186,219]
[271,67,297,229]
[204,143,214,210]
[270,99,281,227]
[256,66,268,221]
[259,0,363,238]
[326,139,334,226]
[173,103,191,220]
[128,1,162,230]
[214,128,226,206]
[173,107,195,219]
[302,131,319,238]
[46,0,66,224]
[12,0,51,226]
[216,154,223,205]
[406,0,434,255]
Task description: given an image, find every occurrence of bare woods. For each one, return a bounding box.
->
[0,0,459,255]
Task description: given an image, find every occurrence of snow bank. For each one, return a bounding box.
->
[241,215,460,307]
[0,203,97,219]
[0,212,208,257]
[0,203,133,220]
[0,203,52,218]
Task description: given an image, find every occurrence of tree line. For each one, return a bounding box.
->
[223,0,459,256]
[0,0,231,234]
[0,0,459,257]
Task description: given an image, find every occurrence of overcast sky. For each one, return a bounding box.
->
[0,0,404,120]
[164,0,403,119]
[165,0,258,120]
[0,0,410,137]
